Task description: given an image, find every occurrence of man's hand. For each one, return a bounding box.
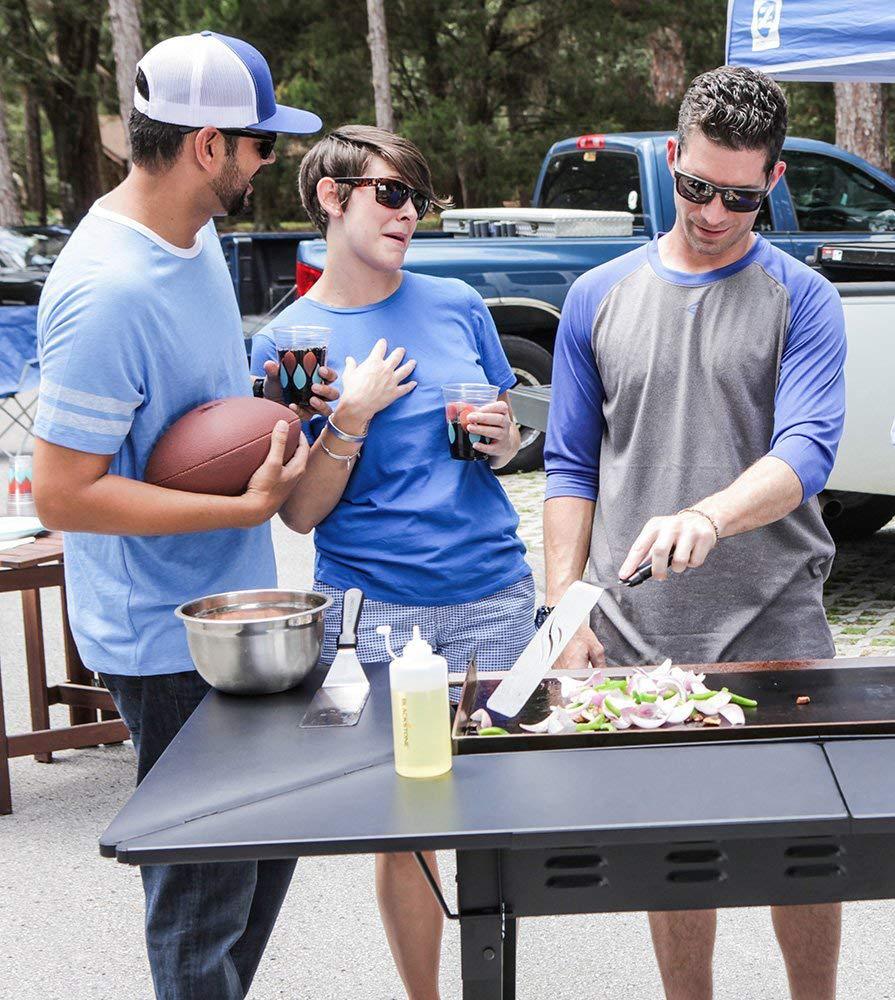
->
[242,419,310,525]
[618,510,718,582]
[554,623,606,671]
[261,360,340,421]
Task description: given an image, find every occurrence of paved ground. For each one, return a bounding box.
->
[2,465,895,999]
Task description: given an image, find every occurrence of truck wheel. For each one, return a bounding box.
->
[821,491,895,542]
[499,336,554,475]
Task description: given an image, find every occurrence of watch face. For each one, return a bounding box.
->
[534,605,553,628]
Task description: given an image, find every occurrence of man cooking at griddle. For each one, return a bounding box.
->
[543,67,846,1000]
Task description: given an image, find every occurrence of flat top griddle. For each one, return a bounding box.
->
[452,657,895,753]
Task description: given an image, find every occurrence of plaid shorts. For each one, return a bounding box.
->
[314,574,536,676]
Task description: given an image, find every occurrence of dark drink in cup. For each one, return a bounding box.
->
[442,384,499,462]
[273,325,331,408]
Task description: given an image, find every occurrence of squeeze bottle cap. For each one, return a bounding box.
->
[402,625,434,660]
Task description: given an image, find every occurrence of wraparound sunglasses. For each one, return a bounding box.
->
[177,126,277,160]
[673,165,770,213]
[334,177,431,219]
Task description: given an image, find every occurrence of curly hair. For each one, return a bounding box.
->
[677,66,788,173]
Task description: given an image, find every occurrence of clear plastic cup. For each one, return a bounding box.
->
[441,383,500,462]
[6,453,36,516]
[272,325,331,408]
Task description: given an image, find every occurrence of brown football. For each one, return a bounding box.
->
[144,396,302,496]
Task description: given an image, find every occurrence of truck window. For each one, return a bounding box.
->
[540,151,643,226]
[785,150,895,233]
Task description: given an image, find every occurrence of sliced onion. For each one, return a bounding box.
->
[718,703,746,727]
[470,708,492,729]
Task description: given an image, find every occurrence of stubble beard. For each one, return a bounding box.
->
[212,155,251,217]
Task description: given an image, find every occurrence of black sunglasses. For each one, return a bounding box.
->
[673,165,769,214]
[333,177,431,219]
[178,126,277,160]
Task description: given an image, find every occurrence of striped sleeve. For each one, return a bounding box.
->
[35,283,144,455]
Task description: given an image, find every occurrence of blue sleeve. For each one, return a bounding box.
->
[469,291,515,394]
[249,330,277,378]
[768,276,846,502]
[543,279,605,500]
[35,281,144,455]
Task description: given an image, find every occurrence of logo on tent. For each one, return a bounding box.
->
[751,0,782,52]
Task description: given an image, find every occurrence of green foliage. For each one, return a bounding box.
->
[0,0,891,226]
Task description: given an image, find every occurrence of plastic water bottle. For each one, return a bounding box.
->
[377,625,452,778]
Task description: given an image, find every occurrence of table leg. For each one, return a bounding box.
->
[60,579,98,726]
[0,662,11,814]
[22,589,52,763]
[457,850,511,1000]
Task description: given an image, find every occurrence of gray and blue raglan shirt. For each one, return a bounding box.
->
[545,234,846,665]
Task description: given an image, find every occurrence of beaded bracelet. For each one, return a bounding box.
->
[680,506,720,542]
[326,415,367,443]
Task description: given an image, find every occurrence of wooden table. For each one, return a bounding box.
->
[0,531,129,813]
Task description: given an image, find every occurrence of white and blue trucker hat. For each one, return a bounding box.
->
[133,30,322,135]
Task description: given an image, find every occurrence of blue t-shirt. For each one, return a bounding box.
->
[545,234,846,503]
[252,271,529,605]
[36,202,276,677]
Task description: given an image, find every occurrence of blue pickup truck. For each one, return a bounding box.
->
[292,132,895,458]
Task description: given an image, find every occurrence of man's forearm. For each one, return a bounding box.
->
[693,455,804,538]
[544,495,596,604]
[35,473,254,535]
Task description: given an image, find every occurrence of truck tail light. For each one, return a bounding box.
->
[296,261,323,296]
[576,134,606,150]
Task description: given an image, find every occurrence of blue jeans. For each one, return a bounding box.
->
[101,670,296,1000]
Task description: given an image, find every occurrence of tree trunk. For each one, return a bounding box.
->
[0,77,24,225]
[22,86,47,223]
[366,0,395,131]
[44,93,105,226]
[835,82,889,173]
[647,26,686,107]
[107,0,143,158]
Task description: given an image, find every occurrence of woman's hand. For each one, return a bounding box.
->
[467,399,520,469]
[338,338,417,422]
[261,360,340,421]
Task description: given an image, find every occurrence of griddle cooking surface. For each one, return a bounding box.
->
[453,663,895,754]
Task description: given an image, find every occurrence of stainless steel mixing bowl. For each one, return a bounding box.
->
[175,589,333,695]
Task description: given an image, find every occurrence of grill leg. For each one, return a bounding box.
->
[457,849,513,1000]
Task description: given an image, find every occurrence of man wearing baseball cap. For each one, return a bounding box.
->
[33,32,330,998]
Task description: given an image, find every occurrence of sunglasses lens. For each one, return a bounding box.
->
[722,190,764,213]
[676,174,714,205]
[375,181,408,209]
[411,192,430,218]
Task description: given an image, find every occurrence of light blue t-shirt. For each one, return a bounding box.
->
[252,271,529,605]
[36,203,276,677]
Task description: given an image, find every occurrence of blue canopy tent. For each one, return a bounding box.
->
[726,0,895,81]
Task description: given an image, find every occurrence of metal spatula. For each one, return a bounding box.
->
[486,559,660,720]
[300,588,370,728]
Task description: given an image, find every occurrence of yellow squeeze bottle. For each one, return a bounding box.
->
[377,625,452,778]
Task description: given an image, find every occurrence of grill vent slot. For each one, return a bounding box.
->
[785,864,844,880]
[784,844,842,859]
[545,855,604,870]
[545,874,605,890]
[666,848,724,864]
[667,869,725,884]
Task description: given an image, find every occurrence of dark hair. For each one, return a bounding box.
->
[298,124,449,234]
[129,68,238,171]
[677,66,788,173]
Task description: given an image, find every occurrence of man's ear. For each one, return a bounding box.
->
[768,159,787,192]
[191,127,225,175]
[666,136,678,176]
[317,177,344,222]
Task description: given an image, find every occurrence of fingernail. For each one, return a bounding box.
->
[275,420,287,432]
